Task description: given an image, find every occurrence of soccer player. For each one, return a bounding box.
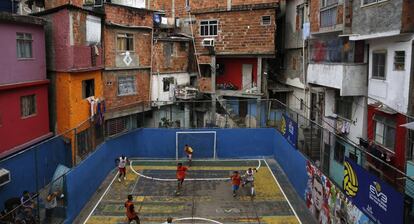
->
[176,163,188,195]
[125,194,140,224]
[184,144,193,166]
[116,155,129,182]
[230,171,241,197]
[242,167,258,196]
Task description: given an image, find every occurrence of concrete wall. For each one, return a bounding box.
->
[280,49,304,88]
[151,72,190,102]
[42,9,103,72]
[352,0,403,36]
[367,35,414,114]
[308,63,367,96]
[0,83,50,154]
[0,22,46,85]
[284,0,305,50]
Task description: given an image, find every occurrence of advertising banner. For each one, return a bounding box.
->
[281,113,298,148]
[343,158,404,224]
[305,161,372,224]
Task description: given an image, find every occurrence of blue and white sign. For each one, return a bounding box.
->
[343,158,404,224]
[281,114,298,148]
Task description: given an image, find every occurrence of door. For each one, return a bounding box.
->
[310,93,317,121]
[239,100,248,118]
[242,64,253,90]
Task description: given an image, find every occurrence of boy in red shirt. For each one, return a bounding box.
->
[124,194,140,224]
[230,171,241,197]
[176,163,188,195]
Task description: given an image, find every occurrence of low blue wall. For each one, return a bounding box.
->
[65,130,139,224]
[273,130,308,198]
[0,137,71,211]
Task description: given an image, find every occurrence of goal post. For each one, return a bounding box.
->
[176,131,217,160]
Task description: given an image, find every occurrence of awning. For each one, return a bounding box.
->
[400,122,414,130]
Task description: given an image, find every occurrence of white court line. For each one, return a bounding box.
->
[174,217,223,224]
[129,159,261,181]
[83,170,119,224]
[129,158,265,162]
[263,159,302,224]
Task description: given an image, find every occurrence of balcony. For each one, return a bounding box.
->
[307,63,367,96]
[175,86,198,100]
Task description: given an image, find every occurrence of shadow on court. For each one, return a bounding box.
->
[82,159,301,224]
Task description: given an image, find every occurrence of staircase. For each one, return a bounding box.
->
[303,127,322,162]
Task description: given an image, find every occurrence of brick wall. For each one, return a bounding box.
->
[193,9,276,55]
[102,70,150,111]
[104,28,152,68]
[309,0,320,32]
[153,40,190,73]
[402,0,414,33]
[44,0,84,10]
[104,4,153,27]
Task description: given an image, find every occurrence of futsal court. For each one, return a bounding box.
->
[82,159,301,224]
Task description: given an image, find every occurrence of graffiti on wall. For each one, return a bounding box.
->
[310,38,354,63]
[305,161,372,224]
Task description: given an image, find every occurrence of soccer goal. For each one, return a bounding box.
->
[176,131,217,160]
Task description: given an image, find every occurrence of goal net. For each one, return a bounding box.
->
[176,131,216,160]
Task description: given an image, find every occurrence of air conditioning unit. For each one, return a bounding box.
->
[202,38,215,47]
[0,168,10,187]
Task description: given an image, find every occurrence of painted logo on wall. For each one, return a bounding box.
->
[344,161,358,197]
[343,158,404,224]
[281,114,298,148]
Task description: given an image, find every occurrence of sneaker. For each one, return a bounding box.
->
[233,193,236,197]
[124,176,127,180]
[118,178,121,182]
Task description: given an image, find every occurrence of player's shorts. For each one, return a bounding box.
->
[119,167,126,174]
[187,154,192,159]
[232,185,240,191]
[177,178,185,183]
[127,214,140,222]
[244,180,254,186]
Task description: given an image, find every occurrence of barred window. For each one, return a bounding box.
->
[16,33,33,58]
[394,51,405,71]
[374,115,396,150]
[117,33,134,51]
[21,95,36,117]
[372,51,386,79]
[118,76,136,96]
[200,20,218,36]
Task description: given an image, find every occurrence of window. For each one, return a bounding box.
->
[321,0,338,8]
[374,115,396,150]
[163,77,175,92]
[372,51,386,79]
[261,16,271,26]
[320,6,337,27]
[200,20,218,36]
[335,94,353,120]
[86,15,101,44]
[394,51,405,70]
[106,116,129,136]
[165,42,175,57]
[82,79,95,99]
[118,76,136,96]
[362,0,387,6]
[16,33,33,58]
[21,95,36,117]
[296,5,304,30]
[334,141,345,163]
[117,33,134,51]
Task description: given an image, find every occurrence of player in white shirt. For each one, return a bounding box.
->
[242,167,258,196]
[116,155,129,182]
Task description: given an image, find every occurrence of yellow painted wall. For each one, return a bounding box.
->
[56,70,103,163]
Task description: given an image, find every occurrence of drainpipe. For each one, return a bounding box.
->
[149,28,154,113]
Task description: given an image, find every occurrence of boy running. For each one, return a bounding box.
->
[176,163,188,195]
[230,171,241,197]
[242,168,258,196]
[184,144,193,166]
[116,155,129,182]
[125,194,140,224]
